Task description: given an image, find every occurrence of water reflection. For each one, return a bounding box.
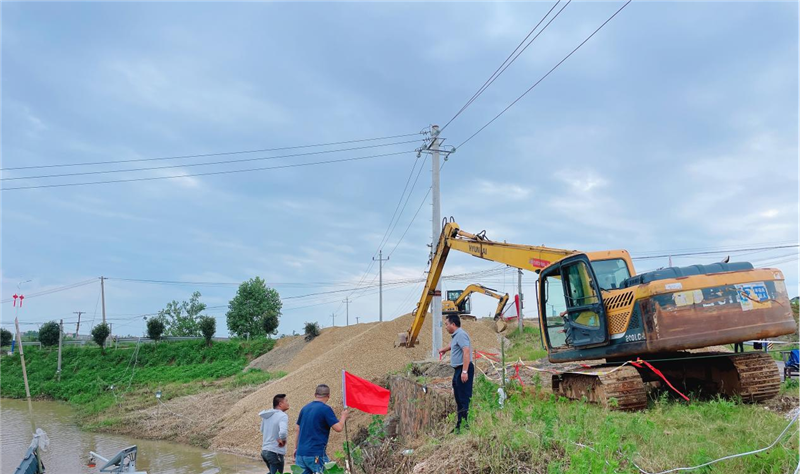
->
[1,398,264,474]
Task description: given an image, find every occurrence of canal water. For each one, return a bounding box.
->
[1,398,265,473]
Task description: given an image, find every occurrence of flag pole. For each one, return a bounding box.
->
[342,369,354,474]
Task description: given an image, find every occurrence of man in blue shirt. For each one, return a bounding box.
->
[438,314,473,432]
[294,384,349,473]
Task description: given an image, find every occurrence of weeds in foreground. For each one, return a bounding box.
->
[386,376,798,474]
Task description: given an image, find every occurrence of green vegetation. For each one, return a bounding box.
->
[1,328,12,347]
[226,277,282,338]
[146,317,165,342]
[400,377,798,474]
[91,323,111,353]
[198,316,216,346]
[304,321,321,341]
[38,321,61,347]
[506,325,548,361]
[157,291,208,337]
[0,339,277,417]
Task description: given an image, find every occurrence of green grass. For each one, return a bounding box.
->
[506,326,548,362]
[409,376,798,474]
[0,339,278,416]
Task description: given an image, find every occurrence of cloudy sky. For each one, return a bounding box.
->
[2,1,797,339]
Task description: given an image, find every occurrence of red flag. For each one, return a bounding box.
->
[342,370,390,415]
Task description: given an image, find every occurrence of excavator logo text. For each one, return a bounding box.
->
[468,244,488,256]
[530,258,551,268]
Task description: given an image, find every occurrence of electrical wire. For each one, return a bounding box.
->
[0,279,97,304]
[632,244,799,260]
[1,150,413,191]
[2,140,421,182]
[0,132,424,171]
[456,0,632,150]
[439,0,569,134]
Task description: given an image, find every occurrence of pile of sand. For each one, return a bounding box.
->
[211,314,503,458]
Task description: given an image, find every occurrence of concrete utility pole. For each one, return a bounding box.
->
[517,269,524,333]
[373,250,389,322]
[73,311,84,337]
[330,312,336,327]
[343,297,351,326]
[57,319,63,381]
[355,316,360,324]
[430,125,443,358]
[100,276,107,325]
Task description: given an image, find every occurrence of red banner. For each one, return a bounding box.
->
[343,370,390,415]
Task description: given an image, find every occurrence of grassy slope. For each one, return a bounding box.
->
[0,339,279,417]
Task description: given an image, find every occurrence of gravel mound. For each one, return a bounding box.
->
[211,313,503,458]
[246,335,307,372]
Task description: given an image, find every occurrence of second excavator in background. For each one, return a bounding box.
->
[442,284,510,332]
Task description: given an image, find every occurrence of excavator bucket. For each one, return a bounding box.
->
[494,318,507,333]
[395,332,409,347]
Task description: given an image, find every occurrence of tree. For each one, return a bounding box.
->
[304,322,320,342]
[1,328,13,347]
[158,291,207,337]
[146,318,165,342]
[198,316,216,346]
[91,323,111,353]
[38,321,61,347]
[226,277,282,338]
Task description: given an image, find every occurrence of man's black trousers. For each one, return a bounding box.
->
[452,362,475,430]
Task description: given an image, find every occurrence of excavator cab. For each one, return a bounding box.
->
[540,254,609,351]
[445,289,471,314]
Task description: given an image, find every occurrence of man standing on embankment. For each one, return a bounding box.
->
[438,314,474,432]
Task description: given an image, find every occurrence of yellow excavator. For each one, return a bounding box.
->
[399,218,796,410]
[442,284,510,332]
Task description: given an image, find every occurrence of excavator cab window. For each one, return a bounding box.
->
[543,273,569,349]
[560,256,608,347]
[591,259,631,291]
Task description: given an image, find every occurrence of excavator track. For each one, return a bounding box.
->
[552,365,647,411]
[726,352,781,402]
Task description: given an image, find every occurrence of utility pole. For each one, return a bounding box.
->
[343,297,351,326]
[100,276,107,325]
[430,125,443,358]
[355,316,360,324]
[373,250,389,322]
[517,269,524,333]
[73,311,84,337]
[57,319,63,381]
[330,312,336,327]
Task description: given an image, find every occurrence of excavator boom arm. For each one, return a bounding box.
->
[403,221,580,346]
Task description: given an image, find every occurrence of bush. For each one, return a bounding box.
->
[91,323,111,353]
[1,328,13,347]
[199,316,216,346]
[38,321,61,347]
[304,322,320,342]
[146,318,165,342]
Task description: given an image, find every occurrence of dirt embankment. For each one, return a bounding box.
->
[101,314,503,457]
[211,314,503,458]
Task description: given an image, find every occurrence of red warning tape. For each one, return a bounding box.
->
[631,358,690,402]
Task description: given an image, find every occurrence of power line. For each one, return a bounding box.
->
[439,0,569,134]
[2,150,413,191]
[456,0,632,150]
[0,132,424,171]
[0,279,97,304]
[2,139,421,182]
[631,244,799,260]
